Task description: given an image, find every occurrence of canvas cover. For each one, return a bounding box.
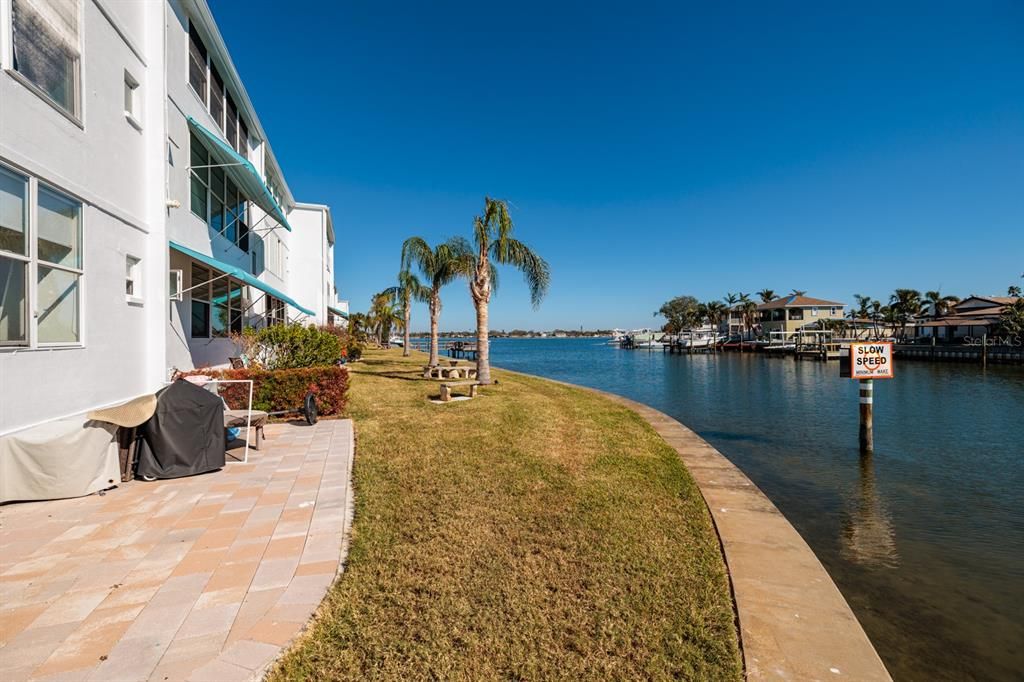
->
[135,380,226,479]
[0,417,119,503]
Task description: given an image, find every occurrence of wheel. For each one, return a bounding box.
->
[303,392,318,425]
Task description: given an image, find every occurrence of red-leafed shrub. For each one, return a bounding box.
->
[178,365,349,417]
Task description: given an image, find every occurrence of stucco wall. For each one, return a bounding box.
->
[0,1,160,434]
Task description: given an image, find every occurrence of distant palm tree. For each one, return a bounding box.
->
[869,300,884,339]
[704,301,727,352]
[724,292,739,306]
[790,289,807,297]
[924,290,959,318]
[455,197,549,385]
[382,270,430,357]
[757,288,776,303]
[1008,285,1022,297]
[738,293,757,344]
[889,289,923,341]
[401,237,470,366]
[369,290,402,346]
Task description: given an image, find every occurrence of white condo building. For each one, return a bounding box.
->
[0,0,348,434]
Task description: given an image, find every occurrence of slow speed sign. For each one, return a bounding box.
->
[849,342,894,379]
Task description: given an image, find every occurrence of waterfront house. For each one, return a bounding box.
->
[0,0,344,435]
[757,295,846,338]
[721,304,747,338]
[915,295,1019,342]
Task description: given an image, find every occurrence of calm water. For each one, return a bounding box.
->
[482,337,1024,681]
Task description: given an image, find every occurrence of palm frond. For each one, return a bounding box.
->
[491,237,550,308]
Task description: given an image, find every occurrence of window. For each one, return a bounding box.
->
[209,65,225,128]
[190,264,210,338]
[189,133,249,252]
[125,255,141,301]
[189,134,209,221]
[788,308,804,321]
[266,295,285,326]
[0,167,29,344]
[811,307,818,317]
[11,0,81,118]
[188,19,249,157]
[188,263,248,339]
[123,70,141,127]
[36,185,82,343]
[238,119,249,157]
[226,94,238,152]
[830,307,838,316]
[188,23,208,103]
[1,170,83,347]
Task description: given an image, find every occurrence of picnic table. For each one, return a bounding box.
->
[423,364,478,380]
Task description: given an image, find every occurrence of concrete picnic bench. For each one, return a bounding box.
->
[439,381,481,402]
[423,364,478,380]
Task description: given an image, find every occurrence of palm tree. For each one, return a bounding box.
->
[401,237,470,367]
[1008,285,1021,297]
[456,197,550,385]
[704,301,727,352]
[758,288,777,303]
[889,289,923,341]
[739,293,757,344]
[369,290,403,346]
[724,292,739,306]
[789,289,807,297]
[382,270,430,357]
[869,300,883,339]
[924,290,959,318]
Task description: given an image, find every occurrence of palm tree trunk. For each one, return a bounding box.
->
[428,292,440,367]
[402,304,411,357]
[475,297,491,384]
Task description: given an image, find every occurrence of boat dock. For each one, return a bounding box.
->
[446,341,479,360]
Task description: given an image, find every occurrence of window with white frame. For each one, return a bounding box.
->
[189,133,250,251]
[123,70,140,126]
[11,0,82,119]
[187,20,251,155]
[0,164,82,346]
[125,255,141,301]
[0,166,29,344]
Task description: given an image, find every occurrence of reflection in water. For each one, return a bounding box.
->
[841,453,898,569]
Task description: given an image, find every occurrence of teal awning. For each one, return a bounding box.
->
[328,306,349,319]
[187,117,292,232]
[170,241,314,316]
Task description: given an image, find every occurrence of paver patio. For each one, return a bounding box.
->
[0,419,354,682]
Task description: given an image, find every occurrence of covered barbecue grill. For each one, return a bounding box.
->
[135,379,226,479]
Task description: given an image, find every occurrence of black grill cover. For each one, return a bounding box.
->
[135,380,226,479]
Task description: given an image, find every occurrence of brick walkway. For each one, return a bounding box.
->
[0,419,354,682]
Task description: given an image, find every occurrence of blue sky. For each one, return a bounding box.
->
[212,1,1023,331]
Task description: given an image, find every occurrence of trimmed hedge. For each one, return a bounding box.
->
[179,365,349,417]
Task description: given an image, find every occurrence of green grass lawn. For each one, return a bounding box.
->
[269,349,741,680]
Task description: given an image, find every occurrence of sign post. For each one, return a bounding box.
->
[844,342,894,453]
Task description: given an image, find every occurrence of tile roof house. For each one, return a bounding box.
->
[757,295,846,336]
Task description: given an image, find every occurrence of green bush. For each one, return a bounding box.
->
[179,366,349,417]
[243,324,342,370]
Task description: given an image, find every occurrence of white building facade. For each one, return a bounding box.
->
[0,0,343,435]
